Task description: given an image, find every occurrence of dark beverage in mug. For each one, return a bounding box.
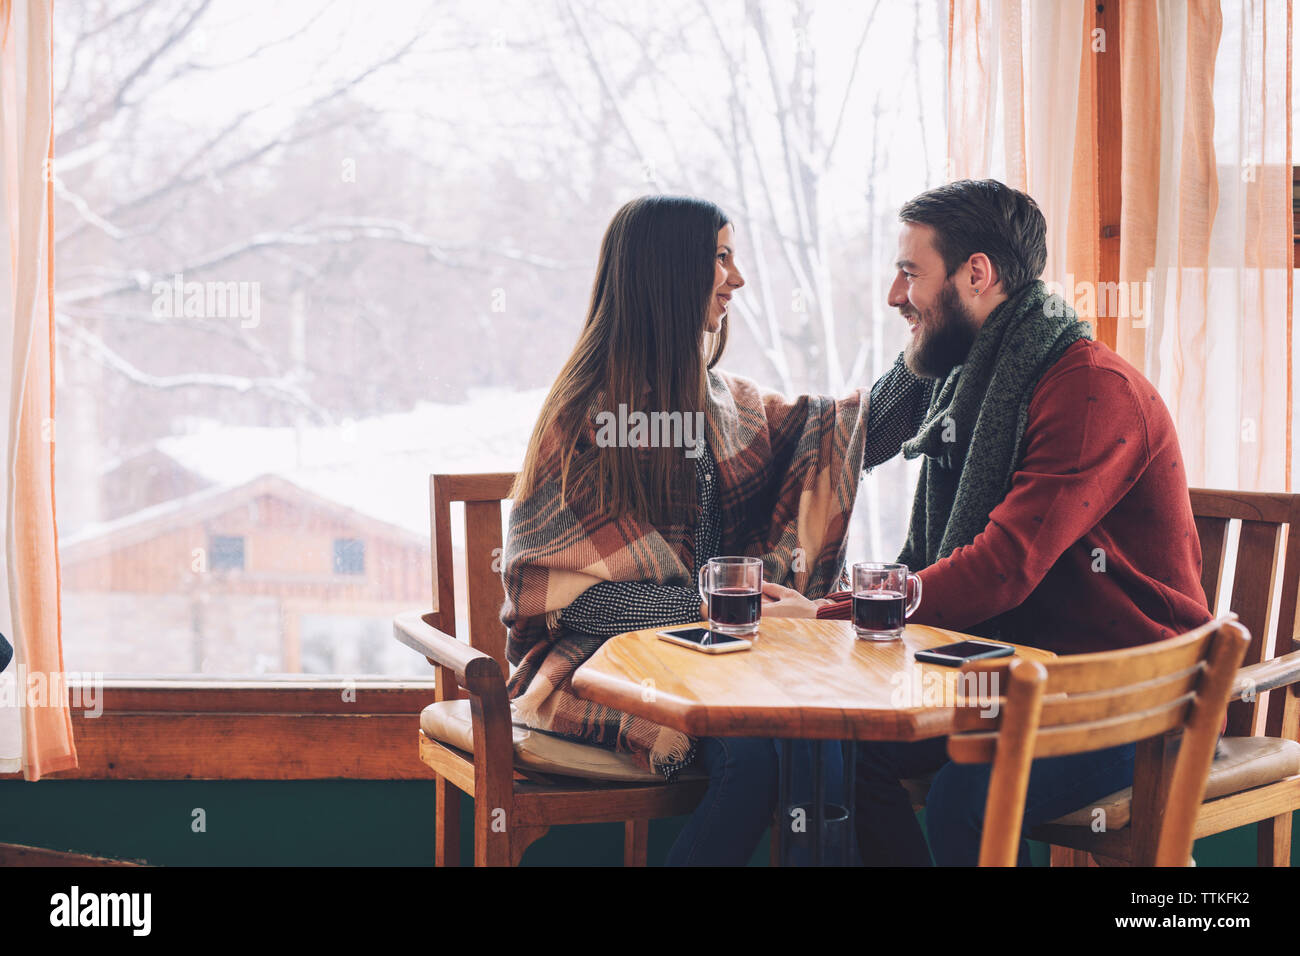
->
[853,590,905,632]
[709,587,761,628]
[851,562,923,640]
[698,556,764,636]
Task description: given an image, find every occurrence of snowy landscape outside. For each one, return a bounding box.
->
[53,0,943,677]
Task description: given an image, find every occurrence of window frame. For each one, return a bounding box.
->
[29,6,1136,782]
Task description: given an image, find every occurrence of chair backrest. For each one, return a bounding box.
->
[948,616,1250,866]
[429,473,516,680]
[1189,488,1300,736]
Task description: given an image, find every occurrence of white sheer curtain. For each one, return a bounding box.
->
[946,0,1089,292]
[0,0,76,778]
[1137,0,1292,491]
[950,0,1294,492]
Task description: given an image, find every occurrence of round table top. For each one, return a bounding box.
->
[570,618,1057,741]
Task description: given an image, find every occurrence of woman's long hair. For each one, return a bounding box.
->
[512,195,730,525]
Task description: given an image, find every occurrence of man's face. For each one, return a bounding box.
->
[888,222,980,379]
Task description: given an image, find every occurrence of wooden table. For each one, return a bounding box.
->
[571,618,1056,865]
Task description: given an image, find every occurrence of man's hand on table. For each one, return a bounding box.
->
[759,582,830,618]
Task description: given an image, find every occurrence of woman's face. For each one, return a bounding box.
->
[706,223,744,333]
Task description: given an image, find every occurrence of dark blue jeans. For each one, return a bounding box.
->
[665,738,847,866]
[775,739,853,866]
[854,735,1136,865]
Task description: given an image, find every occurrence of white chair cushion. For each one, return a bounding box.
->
[1048,735,1300,828]
[420,698,706,783]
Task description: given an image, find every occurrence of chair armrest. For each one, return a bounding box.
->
[394,610,503,693]
[394,611,516,793]
[1230,638,1300,702]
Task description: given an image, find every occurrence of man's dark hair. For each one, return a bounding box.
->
[898,179,1047,296]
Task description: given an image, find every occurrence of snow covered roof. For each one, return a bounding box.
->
[62,387,544,557]
[150,387,545,535]
[60,472,429,560]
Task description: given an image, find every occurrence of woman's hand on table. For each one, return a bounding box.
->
[759,582,829,618]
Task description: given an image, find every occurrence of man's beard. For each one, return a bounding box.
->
[902,280,980,379]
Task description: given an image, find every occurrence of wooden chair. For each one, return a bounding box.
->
[948,617,1249,866]
[394,473,706,866]
[1036,489,1300,866]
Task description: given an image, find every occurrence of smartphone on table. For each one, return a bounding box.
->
[914,640,1015,667]
[657,626,752,654]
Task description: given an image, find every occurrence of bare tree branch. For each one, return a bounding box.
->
[823,0,883,170]
[562,0,663,189]
[60,0,215,149]
[56,313,330,421]
[57,32,422,245]
[58,218,579,306]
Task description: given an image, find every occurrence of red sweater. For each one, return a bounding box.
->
[839,340,1213,655]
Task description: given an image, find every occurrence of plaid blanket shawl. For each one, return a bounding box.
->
[500,369,872,776]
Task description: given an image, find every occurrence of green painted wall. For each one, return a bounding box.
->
[1,781,1294,866]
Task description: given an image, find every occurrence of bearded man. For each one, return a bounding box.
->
[762,179,1212,866]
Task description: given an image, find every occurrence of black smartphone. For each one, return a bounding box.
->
[914,640,1015,667]
[656,626,752,654]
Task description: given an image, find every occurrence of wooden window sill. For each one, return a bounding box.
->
[1,679,439,781]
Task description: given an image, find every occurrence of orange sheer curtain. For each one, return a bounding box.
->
[1114,0,1160,368]
[0,0,76,779]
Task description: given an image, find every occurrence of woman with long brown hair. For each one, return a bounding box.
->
[502,194,927,865]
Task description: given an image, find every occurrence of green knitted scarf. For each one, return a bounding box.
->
[896,279,1093,637]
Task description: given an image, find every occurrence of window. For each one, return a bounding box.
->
[299,614,424,676]
[332,539,365,576]
[54,0,946,677]
[209,536,245,572]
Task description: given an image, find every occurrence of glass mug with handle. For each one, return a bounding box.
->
[698,556,763,637]
[852,562,923,640]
